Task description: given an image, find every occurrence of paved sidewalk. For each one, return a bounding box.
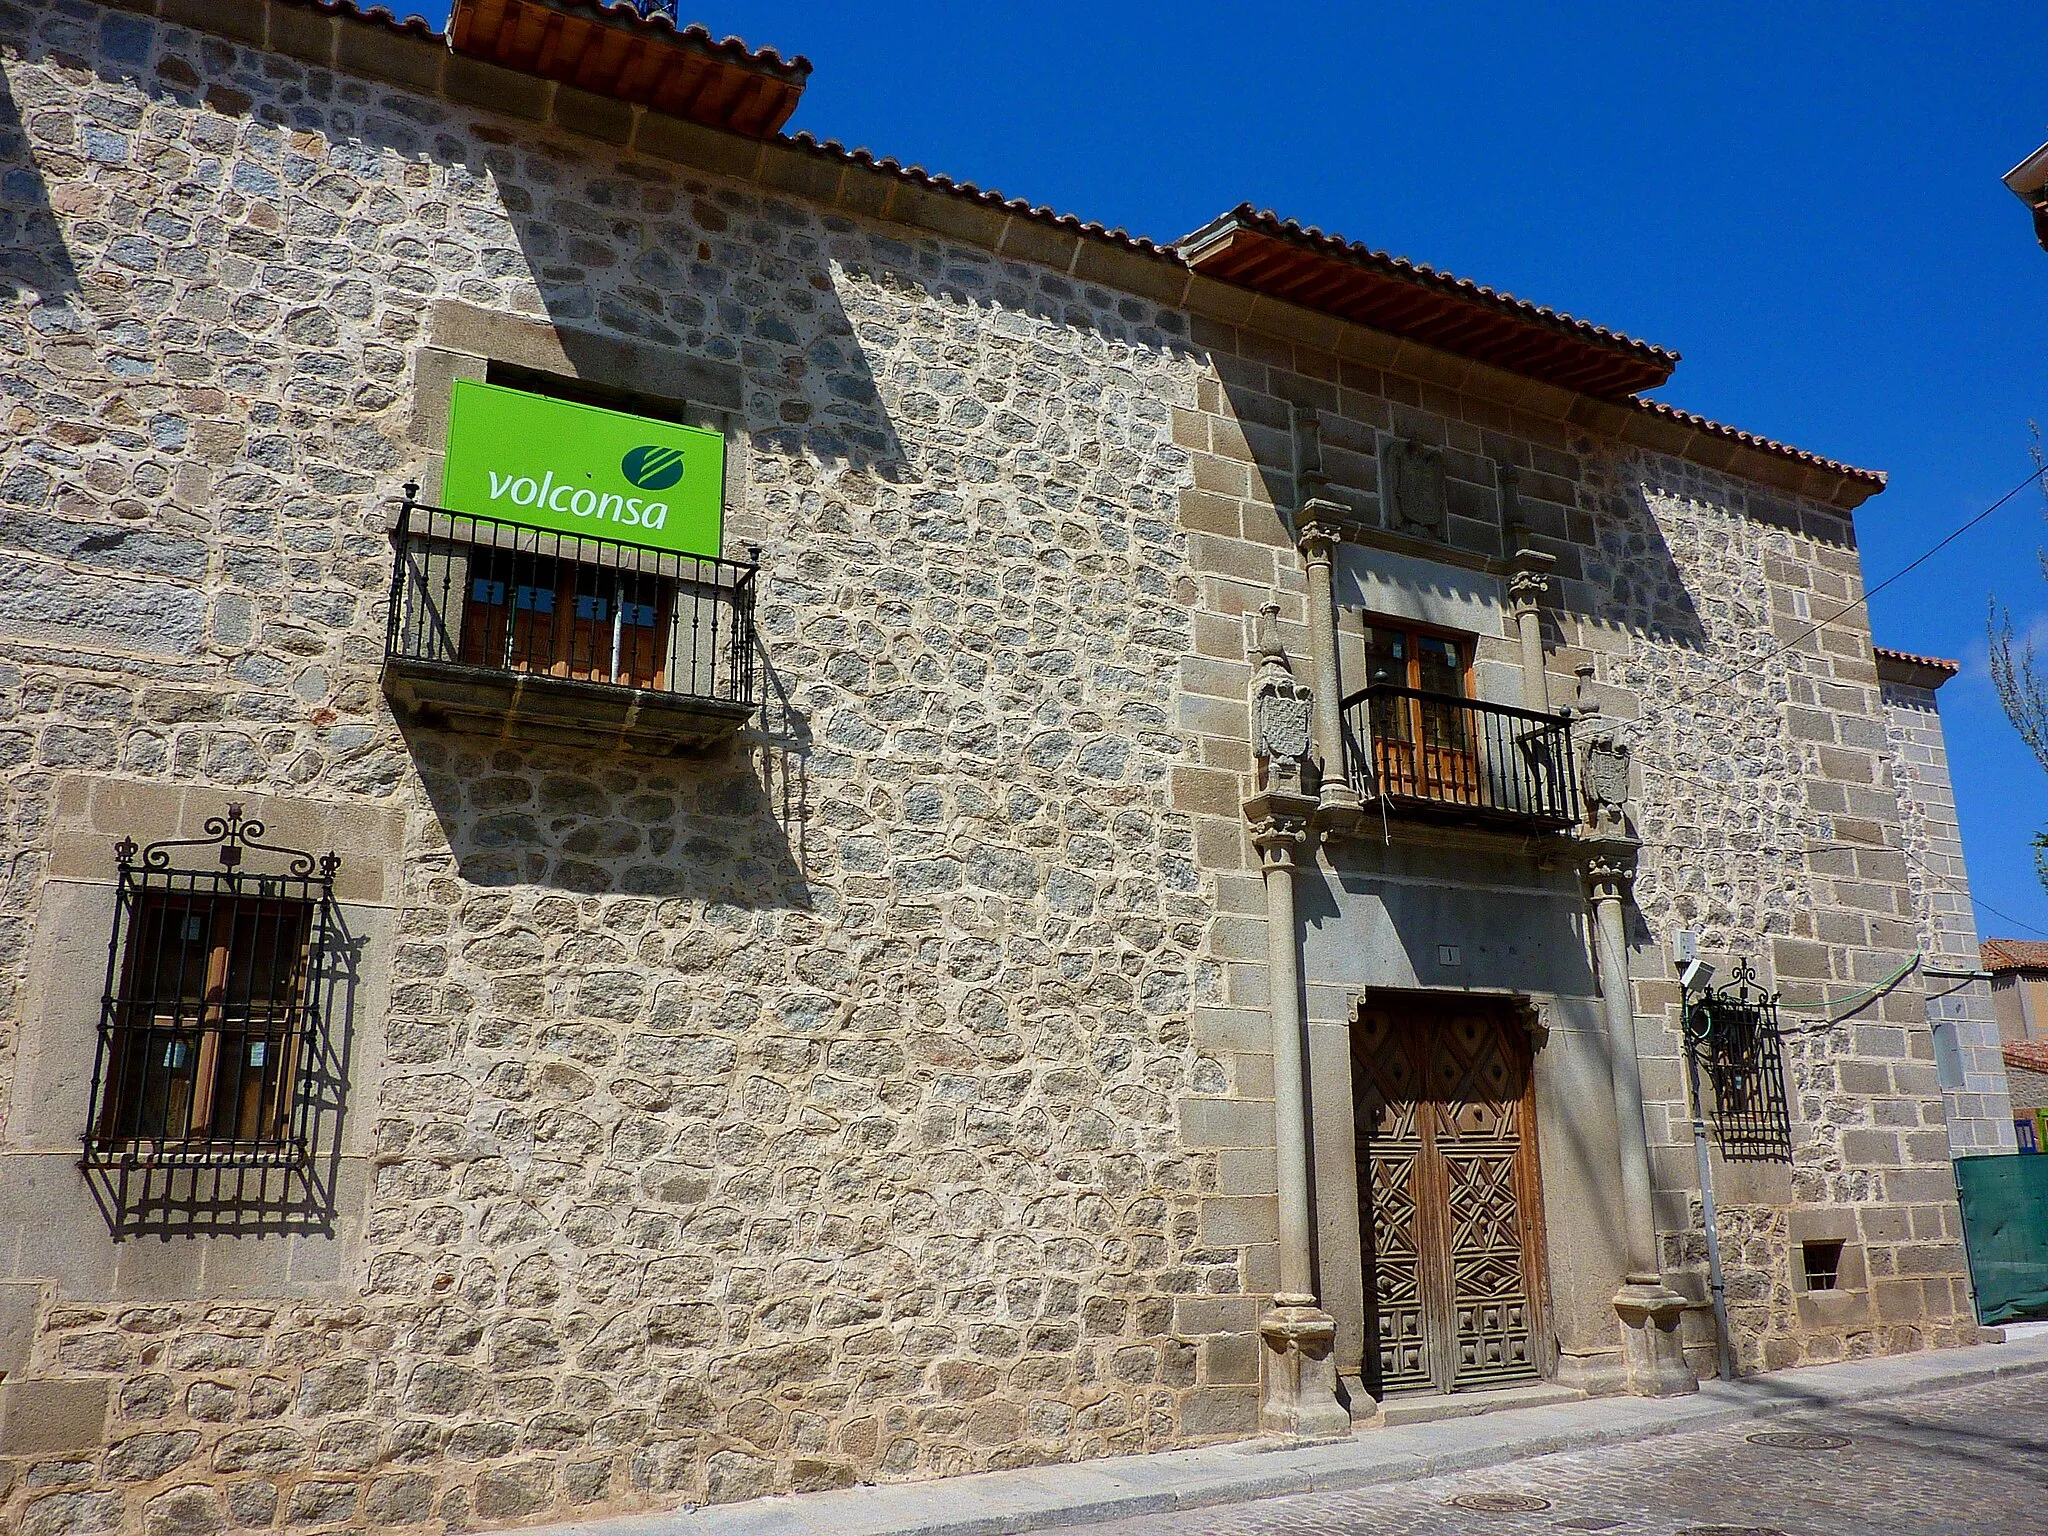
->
[522,1332,2048,1536]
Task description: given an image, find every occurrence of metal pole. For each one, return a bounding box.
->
[1683,991,1736,1381]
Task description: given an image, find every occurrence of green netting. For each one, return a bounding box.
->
[1954,1153,2048,1325]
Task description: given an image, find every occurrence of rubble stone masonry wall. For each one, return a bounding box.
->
[0,1,1993,1532]
[1881,670,2014,1154]
[0,7,1250,1531]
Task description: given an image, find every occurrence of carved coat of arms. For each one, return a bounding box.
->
[1584,731,1631,827]
[1383,438,1449,541]
[1256,692,1313,764]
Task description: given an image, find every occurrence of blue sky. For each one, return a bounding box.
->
[404,2,2048,939]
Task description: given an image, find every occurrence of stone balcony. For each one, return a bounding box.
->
[380,499,758,754]
[1340,684,1581,832]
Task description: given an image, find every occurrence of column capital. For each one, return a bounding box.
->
[1506,546,1555,618]
[1245,790,1318,870]
[1580,837,1639,903]
[1295,502,1346,565]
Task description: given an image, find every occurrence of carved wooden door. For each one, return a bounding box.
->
[1353,1001,1548,1396]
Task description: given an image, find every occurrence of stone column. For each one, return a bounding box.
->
[1584,843,1697,1397]
[1297,508,1362,826]
[1505,545,1556,714]
[1245,605,1352,1438]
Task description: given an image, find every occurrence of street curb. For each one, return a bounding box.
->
[513,1336,2048,1536]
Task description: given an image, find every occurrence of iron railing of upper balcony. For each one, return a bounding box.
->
[384,493,758,710]
[1340,684,1581,829]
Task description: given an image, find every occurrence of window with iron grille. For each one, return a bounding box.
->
[84,804,339,1170]
[1683,960,1793,1163]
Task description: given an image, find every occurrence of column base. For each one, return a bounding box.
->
[1612,1276,1699,1398]
[1551,1348,1629,1398]
[1259,1299,1353,1438]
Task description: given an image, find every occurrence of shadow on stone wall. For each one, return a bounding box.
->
[9,18,913,486]
[405,723,812,907]
[475,126,913,480]
[0,62,80,302]
[749,647,816,882]
[1202,368,1889,662]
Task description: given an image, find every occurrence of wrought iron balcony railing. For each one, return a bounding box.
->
[1340,684,1581,829]
[382,493,758,750]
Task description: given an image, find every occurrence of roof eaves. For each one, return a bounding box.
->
[500,0,812,80]
[279,0,447,39]
[777,133,1184,263]
[1630,400,1885,489]
[447,0,810,137]
[1179,204,1680,381]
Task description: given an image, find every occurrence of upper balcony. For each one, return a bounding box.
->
[1340,684,1581,832]
[381,498,758,753]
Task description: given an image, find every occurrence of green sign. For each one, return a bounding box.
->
[441,380,724,558]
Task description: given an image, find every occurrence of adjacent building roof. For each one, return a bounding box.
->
[2003,1039,2048,1077]
[447,0,810,137]
[1178,206,1678,402]
[1984,939,2048,975]
[2004,141,2048,253]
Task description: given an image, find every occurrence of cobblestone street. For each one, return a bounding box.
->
[1083,1376,2048,1536]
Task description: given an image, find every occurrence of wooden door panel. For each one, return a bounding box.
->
[1354,1001,1546,1397]
[1442,1147,1537,1386]
[1353,1009,1433,1394]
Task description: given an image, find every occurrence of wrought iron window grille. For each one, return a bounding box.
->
[1683,959,1793,1162]
[82,805,346,1233]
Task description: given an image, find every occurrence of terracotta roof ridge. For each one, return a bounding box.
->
[1874,644,1961,675]
[1629,398,1886,487]
[276,0,447,39]
[778,133,1181,258]
[1183,203,1680,371]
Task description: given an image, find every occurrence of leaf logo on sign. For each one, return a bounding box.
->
[621,445,687,491]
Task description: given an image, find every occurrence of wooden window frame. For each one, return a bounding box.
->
[1355,613,1477,698]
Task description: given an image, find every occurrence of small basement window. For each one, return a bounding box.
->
[86,805,339,1166]
[1801,1240,1845,1292]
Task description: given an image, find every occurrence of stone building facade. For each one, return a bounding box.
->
[0,1,2013,1531]
[1877,647,2015,1157]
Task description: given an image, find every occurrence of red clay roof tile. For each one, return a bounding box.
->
[449,0,809,137]
[1874,645,1961,676]
[2003,1039,2048,1075]
[1986,939,2048,973]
